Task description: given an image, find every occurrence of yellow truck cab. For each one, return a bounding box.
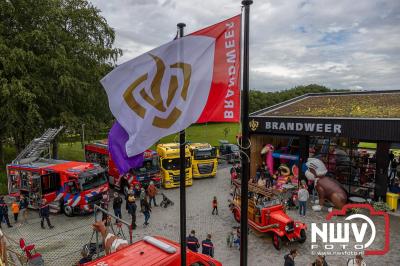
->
[188,143,218,178]
[156,143,193,188]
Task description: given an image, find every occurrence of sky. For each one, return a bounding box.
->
[90,0,400,92]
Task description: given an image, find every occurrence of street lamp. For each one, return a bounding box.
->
[81,123,85,149]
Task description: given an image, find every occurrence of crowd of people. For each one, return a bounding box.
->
[99,181,160,229]
[0,194,36,229]
[389,151,400,193]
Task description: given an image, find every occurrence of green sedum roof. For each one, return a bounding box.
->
[260,91,400,118]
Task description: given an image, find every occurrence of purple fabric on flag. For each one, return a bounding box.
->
[108,121,144,174]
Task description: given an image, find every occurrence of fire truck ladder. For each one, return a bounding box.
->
[13,126,64,163]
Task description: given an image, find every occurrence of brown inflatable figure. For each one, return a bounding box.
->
[304,158,348,211]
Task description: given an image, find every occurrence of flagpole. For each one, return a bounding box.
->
[177,22,187,266]
[240,1,253,266]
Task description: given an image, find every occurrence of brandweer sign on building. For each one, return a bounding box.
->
[265,121,342,134]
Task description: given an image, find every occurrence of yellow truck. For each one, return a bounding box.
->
[156,143,193,188]
[188,143,218,178]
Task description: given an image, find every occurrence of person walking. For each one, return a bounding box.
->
[142,197,151,226]
[298,184,309,217]
[389,158,398,185]
[19,195,29,224]
[100,192,110,224]
[284,249,298,266]
[126,194,137,230]
[186,230,200,252]
[112,192,123,221]
[147,181,158,207]
[226,230,234,248]
[0,197,12,228]
[212,196,218,215]
[201,234,214,258]
[11,199,19,223]
[139,188,146,211]
[39,199,53,229]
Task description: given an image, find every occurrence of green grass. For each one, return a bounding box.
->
[58,142,86,161]
[0,123,240,194]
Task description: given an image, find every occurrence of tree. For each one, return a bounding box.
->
[249,84,333,113]
[0,0,121,152]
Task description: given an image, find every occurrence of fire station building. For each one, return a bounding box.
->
[248,90,400,202]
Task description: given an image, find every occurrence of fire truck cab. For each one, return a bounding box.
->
[187,143,218,178]
[85,236,222,266]
[156,143,193,189]
[85,142,161,196]
[7,159,109,216]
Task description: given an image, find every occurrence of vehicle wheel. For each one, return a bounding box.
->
[233,209,240,223]
[299,229,307,244]
[272,233,282,250]
[63,205,74,217]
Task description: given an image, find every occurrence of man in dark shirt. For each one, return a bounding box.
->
[39,199,53,229]
[112,192,123,221]
[0,197,12,228]
[201,234,214,258]
[284,249,298,266]
[186,230,200,252]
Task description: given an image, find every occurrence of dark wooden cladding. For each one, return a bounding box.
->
[249,116,400,142]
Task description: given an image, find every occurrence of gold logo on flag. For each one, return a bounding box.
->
[249,119,259,131]
[123,54,191,128]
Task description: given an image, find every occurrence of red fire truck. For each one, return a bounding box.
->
[84,235,222,266]
[7,127,109,216]
[85,142,161,196]
[7,159,109,216]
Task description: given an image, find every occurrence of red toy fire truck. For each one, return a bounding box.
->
[231,180,307,250]
[7,127,109,216]
[85,141,161,196]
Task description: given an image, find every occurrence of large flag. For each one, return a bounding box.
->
[103,15,241,173]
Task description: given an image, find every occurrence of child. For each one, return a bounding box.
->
[233,229,240,250]
[226,230,234,248]
[230,168,237,185]
[11,199,20,223]
[212,196,218,215]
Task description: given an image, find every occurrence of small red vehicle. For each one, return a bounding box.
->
[85,142,161,196]
[231,180,307,250]
[84,235,222,266]
[7,159,109,216]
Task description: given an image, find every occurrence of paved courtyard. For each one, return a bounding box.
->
[3,164,400,265]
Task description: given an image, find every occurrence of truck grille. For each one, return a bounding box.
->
[172,174,189,182]
[286,221,294,233]
[198,163,214,174]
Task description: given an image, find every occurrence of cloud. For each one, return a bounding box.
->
[91,0,400,92]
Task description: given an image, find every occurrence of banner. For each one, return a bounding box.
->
[103,15,241,172]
